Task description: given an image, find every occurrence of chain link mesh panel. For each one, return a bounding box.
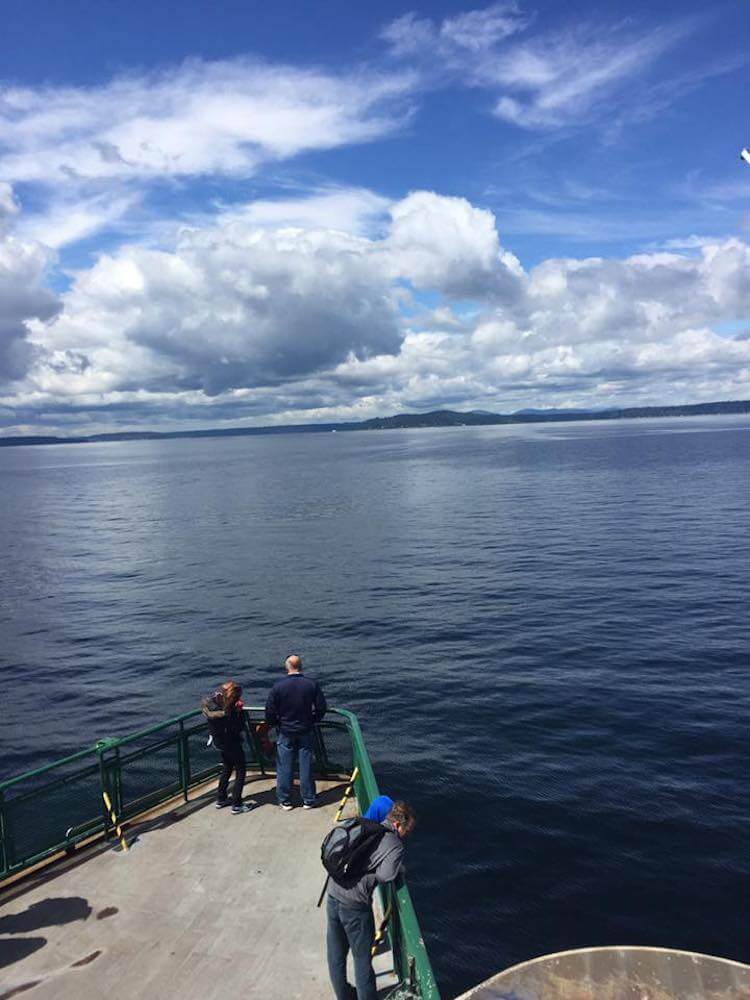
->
[187,725,224,784]
[115,738,182,818]
[315,721,354,775]
[2,762,102,870]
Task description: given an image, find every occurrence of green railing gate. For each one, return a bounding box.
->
[0,706,440,999]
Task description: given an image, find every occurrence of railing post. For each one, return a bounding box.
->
[243,712,266,776]
[96,738,119,837]
[0,788,10,877]
[178,719,190,801]
[407,955,416,991]
[114,746,124,817]
[98,745,110,838]
[313,723,330,776]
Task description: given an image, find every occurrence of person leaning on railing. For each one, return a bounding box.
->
[362,794,393,822]
[201,681,249,814]
[327,800,416,1000]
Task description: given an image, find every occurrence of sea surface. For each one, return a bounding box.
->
[1,416,749,997]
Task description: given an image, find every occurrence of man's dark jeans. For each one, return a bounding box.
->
[276,730,315,805]
[326,894,376,1000]
[217,745,246,806]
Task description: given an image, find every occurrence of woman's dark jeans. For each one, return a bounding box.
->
[217,745,246,806]
[326,894,376,1000]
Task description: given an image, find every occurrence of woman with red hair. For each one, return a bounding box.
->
[202,681,248,814]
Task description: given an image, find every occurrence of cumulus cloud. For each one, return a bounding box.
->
[0,181,18,232]
[524,243,750,344]
[0,190,60,386]
[33,221,402,397]
[385,191,524,299]
[3,189,750,433]
[0,242,59,385]
[443,241,750,407]
[327,235,750,413]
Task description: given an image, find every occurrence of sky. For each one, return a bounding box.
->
[1,0,749,436]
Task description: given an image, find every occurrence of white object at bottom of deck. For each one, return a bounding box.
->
[455,945,750,999]
[0,776,397,1000]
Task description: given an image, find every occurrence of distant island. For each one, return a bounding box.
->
[1,398,750,447]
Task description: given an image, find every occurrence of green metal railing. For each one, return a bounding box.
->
[0,706,439,999]
[332,709,441,1000]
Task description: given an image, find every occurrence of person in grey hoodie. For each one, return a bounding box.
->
[326,801,416,1000]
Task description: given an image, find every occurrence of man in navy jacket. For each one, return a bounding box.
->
[265,654,327,809]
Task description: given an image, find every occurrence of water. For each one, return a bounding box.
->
[1,416,749,997]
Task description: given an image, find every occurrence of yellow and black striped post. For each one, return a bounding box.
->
[371,902,392,956]
[317,765,363,908]
[334,766,359,822]
[102,790,129,852]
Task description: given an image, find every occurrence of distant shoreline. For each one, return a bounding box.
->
[1,398,749,448]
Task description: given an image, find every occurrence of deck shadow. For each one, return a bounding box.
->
[241,782,346,811]
[0,897,91,935]
[124,776,345,848]
[0,936,47,970]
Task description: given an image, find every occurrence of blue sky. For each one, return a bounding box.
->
[1,0,749,434]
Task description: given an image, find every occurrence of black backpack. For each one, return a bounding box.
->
[321,818,387,886]
[201,692,229,749]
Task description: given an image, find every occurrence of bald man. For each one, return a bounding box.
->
[265,654,328,809]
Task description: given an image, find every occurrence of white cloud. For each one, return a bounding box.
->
[30,220,402,398]
[0,223,60,385]
[215,187,391,237]
[385,190,524,299]
[16,190,141,249]
[0,58,414,255]
[0,59,414,186]
[382,5,691,133]
[4,190,750,432]
[489,23,685,129]
[11,185,390,255]
[380,13,438,59]
[0,182,19,234]
[382,3,529,58]
[441,3,531,51]
[324,235,750,413]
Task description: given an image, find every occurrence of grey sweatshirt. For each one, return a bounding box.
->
[328,821,404,910]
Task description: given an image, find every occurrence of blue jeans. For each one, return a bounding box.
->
[326,895,376,1000]
[275,730,315,805]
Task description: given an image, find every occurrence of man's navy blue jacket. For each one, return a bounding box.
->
[265,673,327,735]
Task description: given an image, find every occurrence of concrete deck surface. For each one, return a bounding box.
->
[0,777,397,1000]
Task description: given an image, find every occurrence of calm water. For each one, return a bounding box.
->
[2,417,749,996]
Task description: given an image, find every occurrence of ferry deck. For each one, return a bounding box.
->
[0,775,397,1000]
